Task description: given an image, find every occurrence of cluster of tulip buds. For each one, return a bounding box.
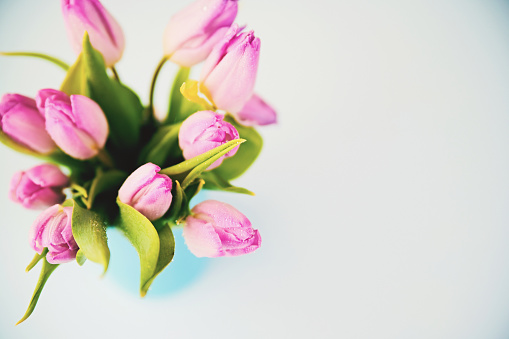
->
[1,0,276,324]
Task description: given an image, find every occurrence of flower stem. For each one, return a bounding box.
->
[148,55,170,116]
[110,67,120,82]
[97,149,114,169]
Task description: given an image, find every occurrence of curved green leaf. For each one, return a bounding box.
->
[116,199,160,296]
[213,116,263,180]
[142,224,175,295]
[159,139,245,185]
[17,258,58,325]
[0,51,69,70]
[76,250,87,266]
[201,172,255,195]
[61,33,142,148]
[25,249,48,273]
[71,201,110,274]
[166,180,184,221]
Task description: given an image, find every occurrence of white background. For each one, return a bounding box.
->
[1,0,509,338]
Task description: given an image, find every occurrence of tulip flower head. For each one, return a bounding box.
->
[200,24,261,113]
[178,111,240,170]
[38,89,109,160]
[61,0,125,67]
[183,200,261,257]
[163,0,238,67]
[0,94,57,154]
[30,204,79,264]
[10,164,69,209]
[118,163,173,221]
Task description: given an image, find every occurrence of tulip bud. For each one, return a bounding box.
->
[9,164,69,209]
[61,0,125,67]
[30,204,79,264]
[236,94,277,126]
[200,24,261,113]
[183,200,261,257]
[0,94,57,154]
[39,89,109,160]
[118,163,173,221]
[178,111,239,170]
[163,0,238,67]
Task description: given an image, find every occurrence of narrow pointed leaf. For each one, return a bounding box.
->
[160,139,245,180]
[141,224,175,295]
[0,51,69,70]
[25,249,48,273]
[60,53,88,96]
[116,199,160,296]
[71,201,110,274]
[17,258,58,325]
[166,180,184,221]
[213,116,263,180]
[201,172,255,195]
[76,250,87,266]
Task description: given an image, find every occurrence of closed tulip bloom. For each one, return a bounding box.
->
[200,24,261,113]
[236,94,277,126]
[183,200,261,257]
[118,163,173,221]
[0,94,57,154]
[178,111,239,170]
[61,0,125,67]
[30,204,79,264]
[163,0,238,67]
[40,89,109,160]
[10,164,69,209]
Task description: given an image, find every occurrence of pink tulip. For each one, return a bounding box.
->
[61,0,125,67]
[30,204,79,264]
[10,164,69,209]
[236,94,277,126]
[39,89,109,160]
[178,111,239,170]
[0,94,57,154]
[200,24,261,113]
[163,0,238,67]
[183,200,261,257]
[118,163,173,221]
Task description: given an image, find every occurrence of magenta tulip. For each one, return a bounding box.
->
[118,163,173,221]
[61,0,125,67]
[0,94,57,154]
[178,111,239,170]
[30,204,79,264]
[183,200,261,257]
[236,94,277,126]
[163,0,238,67]
[10,164,69,209]
[200,24,261,113]
[39,89,109,160]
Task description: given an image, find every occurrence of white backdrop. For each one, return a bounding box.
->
[1,0,509,338]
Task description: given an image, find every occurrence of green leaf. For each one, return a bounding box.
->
[76,250,87,266]
[0,51,69,70]
[184,178,205,201]
[25,249,48,273]
[213,116,263,180]
[165,67,189,124]
[60,33,142,148]
[201,172,255,195]
[138,123,182,167]
[166,180,184,221]
[71,201,110,274]
[116,199,160,296]
[159,139,245,186]
[17,258,58,325]
[141,224,175,295]
[86,170,127,209]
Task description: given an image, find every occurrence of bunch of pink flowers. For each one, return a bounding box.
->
[0,0,276,324]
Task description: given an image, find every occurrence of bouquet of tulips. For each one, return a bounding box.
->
[0,0,276,324]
